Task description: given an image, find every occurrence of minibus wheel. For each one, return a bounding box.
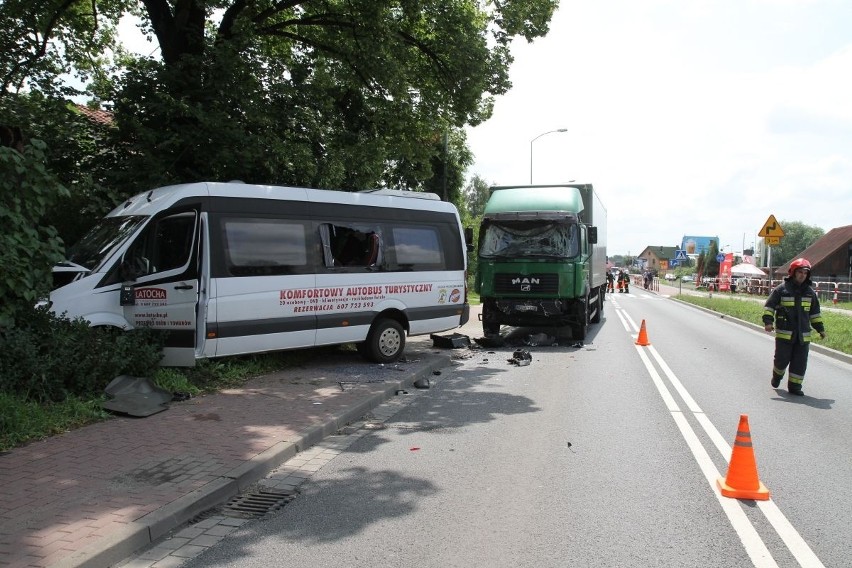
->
[362,318,405,363]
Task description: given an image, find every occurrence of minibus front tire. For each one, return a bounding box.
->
[360,318,406,364]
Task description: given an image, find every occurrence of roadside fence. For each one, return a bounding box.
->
[725,277,850,305]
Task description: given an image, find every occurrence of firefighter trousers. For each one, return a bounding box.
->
[772,340,810,390]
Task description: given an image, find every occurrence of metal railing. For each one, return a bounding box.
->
[720,277,851,305]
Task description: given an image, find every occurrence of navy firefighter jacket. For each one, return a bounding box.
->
[762,277,825,343]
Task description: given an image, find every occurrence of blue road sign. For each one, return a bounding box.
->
[675,249,687,260]
[716,253,725,263]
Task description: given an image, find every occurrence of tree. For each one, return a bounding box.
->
[418,128,473,207]
[1,92,121,244]
[458,172,491,288]
[0,0,560,304]
[705,240,720,277]
[0,139,68,328]
[463,174,492,220]
[770,221,824,268]
[2,0,559,199]
[0,0,130,98]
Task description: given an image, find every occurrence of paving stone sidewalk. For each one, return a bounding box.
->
[0,337,457,568]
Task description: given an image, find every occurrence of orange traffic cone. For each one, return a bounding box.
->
[717,414,770,500]
[635,320,650,346]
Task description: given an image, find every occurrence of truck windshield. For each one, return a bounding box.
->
[63,216,147,271]
[479,222,578,259]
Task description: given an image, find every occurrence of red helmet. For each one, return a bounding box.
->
[788,258,812,276]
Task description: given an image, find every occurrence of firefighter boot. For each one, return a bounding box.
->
[787,382,804,396]
[770,374,782,388]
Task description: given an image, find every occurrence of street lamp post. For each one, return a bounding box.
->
[530,128,567,184]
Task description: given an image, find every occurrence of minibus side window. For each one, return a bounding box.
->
[390,226,444,268]
[223,218,309,276]
[322,223,382,268]
[123,212,196,279]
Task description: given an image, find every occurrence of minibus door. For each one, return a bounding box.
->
[120,210,200,366]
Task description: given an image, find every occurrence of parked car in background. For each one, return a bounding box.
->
[682,275,695,282]
[664,273,676,281]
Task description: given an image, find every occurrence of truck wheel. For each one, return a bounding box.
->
[481,303,500,336]
[361,318,405,363]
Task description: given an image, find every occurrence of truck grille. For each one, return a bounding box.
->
[494,273,559,295]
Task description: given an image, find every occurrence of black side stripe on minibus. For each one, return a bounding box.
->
[402,305,466,322]
[163,329,196,348]
[313,305,463,330]
[211,315,316,338]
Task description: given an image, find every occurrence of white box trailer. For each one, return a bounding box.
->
[49,182,470,366]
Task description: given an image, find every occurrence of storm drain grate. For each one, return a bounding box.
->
[222,489,297,519]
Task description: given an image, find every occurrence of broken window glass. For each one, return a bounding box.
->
[480,222,578,259]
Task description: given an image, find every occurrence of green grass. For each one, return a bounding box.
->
[0,346,338,452]
[675,294,852,355]
[0,393,111,451]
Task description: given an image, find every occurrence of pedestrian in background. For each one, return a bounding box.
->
[762,258,826,396]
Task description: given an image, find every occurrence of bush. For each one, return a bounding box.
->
[0,306,165,402]
[0,140,68,328]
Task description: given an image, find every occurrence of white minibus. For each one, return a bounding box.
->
[48,182,471,366]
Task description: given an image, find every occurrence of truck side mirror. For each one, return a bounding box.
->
[464,227,474,252]
[588,226,598,245]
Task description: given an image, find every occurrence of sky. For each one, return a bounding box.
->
[465,0,852,256]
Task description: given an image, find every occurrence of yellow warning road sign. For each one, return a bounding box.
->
[759,215,784,237]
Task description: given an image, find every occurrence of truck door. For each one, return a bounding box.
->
[121,210,200,366]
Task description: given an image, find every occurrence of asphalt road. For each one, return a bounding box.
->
[176,290,851,568]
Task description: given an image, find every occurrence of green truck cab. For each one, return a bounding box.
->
[475,184,608,340]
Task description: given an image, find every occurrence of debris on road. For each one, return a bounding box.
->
[430,332,472,349]
[508,349,532,366]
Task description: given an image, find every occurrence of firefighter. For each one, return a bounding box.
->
[606,270,615,293]
[619,270,630,293]
[762,258,826,396]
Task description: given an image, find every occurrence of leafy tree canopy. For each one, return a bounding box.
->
[463,173,492,220]
[764,221,824,269]
[2,0,559,197]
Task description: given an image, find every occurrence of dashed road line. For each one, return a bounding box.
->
[621,307,825,567]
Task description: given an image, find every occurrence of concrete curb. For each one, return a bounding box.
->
[52,352,451,568]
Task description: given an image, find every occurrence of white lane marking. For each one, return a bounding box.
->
[647,344,703,413]
[628,324,826,567]
[670,411,779,568]
[757,501,826,568]
[644,335,825,566]
[622,310,640,333]
[634,344,777,566]
[611,301,634,333]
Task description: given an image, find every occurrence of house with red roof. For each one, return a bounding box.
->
[775,224,852,280]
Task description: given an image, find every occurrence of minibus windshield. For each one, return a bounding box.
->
[64,216,147,271]
[479,221,578,259]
